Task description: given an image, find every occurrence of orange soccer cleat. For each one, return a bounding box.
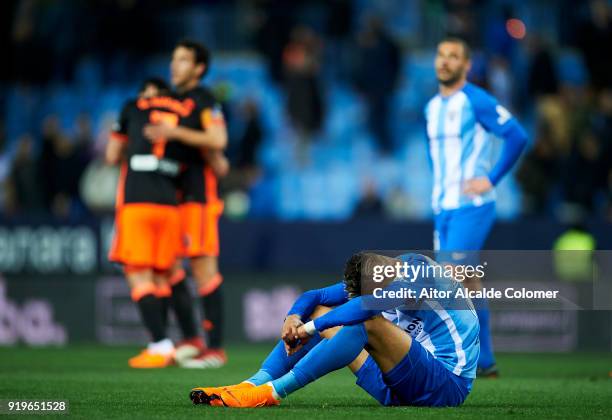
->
[128,349,174,369]
[211,384,280,408]
[190,382,254,406]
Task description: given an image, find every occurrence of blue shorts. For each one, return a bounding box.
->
[434,202,495,264]
[354,339,473,407]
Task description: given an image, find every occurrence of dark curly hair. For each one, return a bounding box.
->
[344,252,400,298]
[343,252,365,298]
[139,77,170,96]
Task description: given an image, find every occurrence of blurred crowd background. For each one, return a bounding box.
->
[0,0,611,223]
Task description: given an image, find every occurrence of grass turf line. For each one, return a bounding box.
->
[0,345,611,419]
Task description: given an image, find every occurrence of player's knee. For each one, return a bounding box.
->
[191,260,219,287]
[462,276,481,291]
[311,305,332,319]
[128,280,157,302]
[192,268,219,288]
[124,265,150,277]
[124,266,153,288]
[192,270,220,290]
[196,273,223,296]
[363,316,387,335]
[169,266,186,286]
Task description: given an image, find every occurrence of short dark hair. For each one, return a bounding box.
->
[439,36,471,59]
[175,39,210,78]
[139,77,170,95]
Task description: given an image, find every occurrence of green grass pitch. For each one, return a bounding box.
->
[0,345,611,419]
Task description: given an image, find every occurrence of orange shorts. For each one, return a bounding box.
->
[109,203,181,270]
[179,200,224,257]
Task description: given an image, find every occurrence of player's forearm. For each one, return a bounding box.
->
[171,126,227,150]
[105,137,126,165]
[105,149,120,165]
[287,282,348,320]
[487,121,528,185]
[304,280,411,334]
[204,150,230,178]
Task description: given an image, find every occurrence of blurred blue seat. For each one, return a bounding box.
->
[557,49,588,86]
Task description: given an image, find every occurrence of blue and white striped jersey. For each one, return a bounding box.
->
[304,253,481,379]
[424,82,518,212]
[383,253,480,379]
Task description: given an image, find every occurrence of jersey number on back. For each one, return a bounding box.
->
[149,111,179,158]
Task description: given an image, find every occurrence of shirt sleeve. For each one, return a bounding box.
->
[312,296,379,331]
[312,282,408,332]
[287,282,349,320]
[468,87,528,185]
[200,104,226,130]
[196,90,225,130]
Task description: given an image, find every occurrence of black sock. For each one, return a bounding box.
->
[201,284,223,348]
[136,294,165,342]
[171,280,198,339]
[159,296,170,332]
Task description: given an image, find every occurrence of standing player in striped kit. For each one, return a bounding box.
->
[424,37,528,377]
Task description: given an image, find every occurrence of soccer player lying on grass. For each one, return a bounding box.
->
[190,252,480,408]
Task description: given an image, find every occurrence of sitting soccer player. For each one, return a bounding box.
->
[190,252,480,408]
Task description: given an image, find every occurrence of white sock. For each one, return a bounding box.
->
[267,382,281,400]
[148,338,174,355]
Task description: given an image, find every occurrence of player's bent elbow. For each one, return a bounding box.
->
[510,123,529,148]
[513,128,528,148]
[206,125,228,150]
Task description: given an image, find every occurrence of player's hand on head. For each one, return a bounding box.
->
[143,123,175,142]
[463,177,493,196]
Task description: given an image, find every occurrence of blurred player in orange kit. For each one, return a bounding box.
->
[106,78,184,368]
[143,40,230,368]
